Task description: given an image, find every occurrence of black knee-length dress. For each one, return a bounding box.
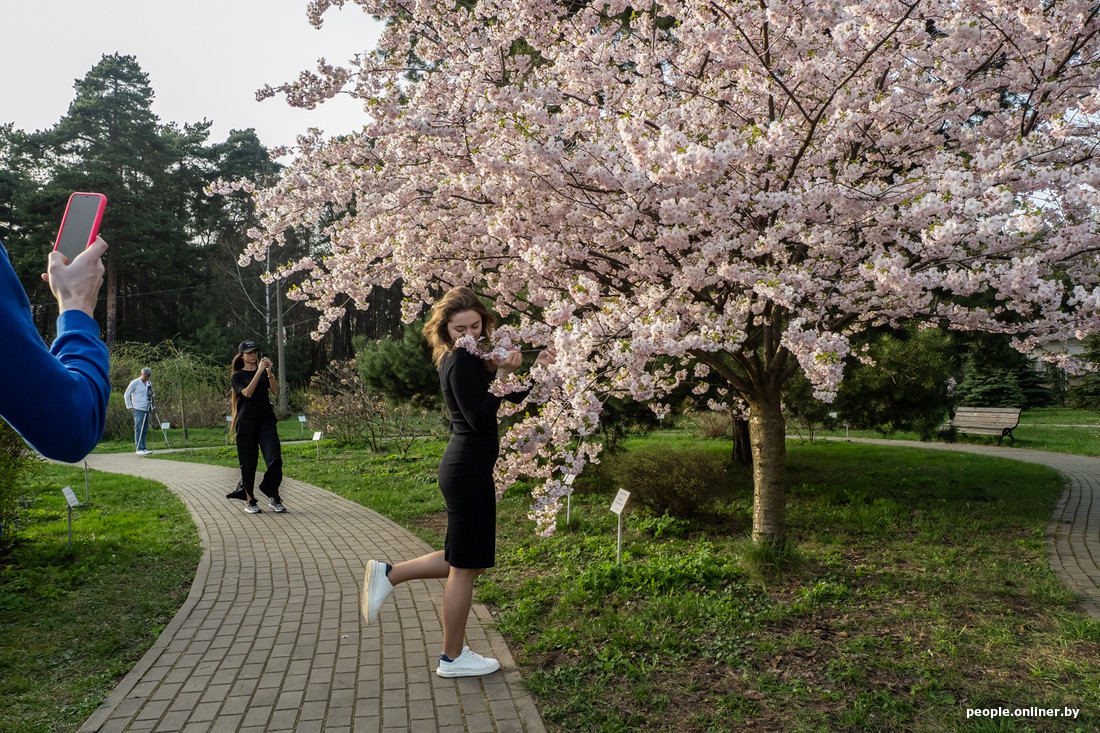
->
[438,347,529,569]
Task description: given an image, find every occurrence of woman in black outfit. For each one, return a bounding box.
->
[360,286,551,678]
[226,340,286,514]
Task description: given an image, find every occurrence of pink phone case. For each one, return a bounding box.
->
[54,192,107,260]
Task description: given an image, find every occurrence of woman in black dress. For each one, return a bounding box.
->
[360,286,551,678]
[225,340,286,514]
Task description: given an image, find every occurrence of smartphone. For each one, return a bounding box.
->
[54,192,107,262]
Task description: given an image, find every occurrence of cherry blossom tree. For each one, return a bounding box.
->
[241,0,1100,544]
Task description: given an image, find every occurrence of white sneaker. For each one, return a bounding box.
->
[135,450,144,455]
[436,647,501,678]
[141,449,153,455]
[361,559,394,624]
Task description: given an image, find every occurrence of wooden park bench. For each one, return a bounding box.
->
[947,406,1022,445]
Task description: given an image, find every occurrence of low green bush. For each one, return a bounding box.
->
[605,444,730,519]
[573,543,745,596]
[632,512,692,539]
[690,410,733,439]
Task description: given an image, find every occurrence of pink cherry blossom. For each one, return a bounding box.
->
[241,0,1100,541]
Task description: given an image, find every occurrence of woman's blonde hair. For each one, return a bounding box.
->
[423,286,496,366]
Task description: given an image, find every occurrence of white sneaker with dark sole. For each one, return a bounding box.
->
[361,559,394,624]
[245,503,262,514]
[436,647,501,678]
[268,502,286,513]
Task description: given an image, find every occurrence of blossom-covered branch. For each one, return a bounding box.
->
[245,0,1100,541]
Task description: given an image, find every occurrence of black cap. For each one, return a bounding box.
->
[238,340,259,354]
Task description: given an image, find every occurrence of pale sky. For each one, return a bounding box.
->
[0,1,384,152]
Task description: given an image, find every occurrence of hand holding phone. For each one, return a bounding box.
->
[44,236,107,318]
[54,192,107,262]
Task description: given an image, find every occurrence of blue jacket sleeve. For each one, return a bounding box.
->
[0,243,110,462]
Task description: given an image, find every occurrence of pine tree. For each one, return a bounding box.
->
[24,53,199,345]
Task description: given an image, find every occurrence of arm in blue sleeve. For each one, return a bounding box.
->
[0,249,109,462]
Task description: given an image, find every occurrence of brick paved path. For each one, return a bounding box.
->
[840,439,1100,620]
[75,453,546,733]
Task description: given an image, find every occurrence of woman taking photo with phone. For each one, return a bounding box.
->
[226,340,286,514]
[360,286,552,678]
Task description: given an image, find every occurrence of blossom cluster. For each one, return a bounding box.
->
[454,333,517,363]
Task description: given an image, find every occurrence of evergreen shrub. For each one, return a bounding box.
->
[1068,336,1100,410]
[354,326,440,408]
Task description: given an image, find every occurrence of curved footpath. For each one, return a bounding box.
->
[74,453,546,733]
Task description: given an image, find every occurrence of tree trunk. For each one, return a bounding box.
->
[105,252,118,347]
[731,416,751,465]
[177,360,189,440]
[747,393,787,546]
[276,285,288,415]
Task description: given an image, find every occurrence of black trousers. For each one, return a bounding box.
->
[236,417,282,500]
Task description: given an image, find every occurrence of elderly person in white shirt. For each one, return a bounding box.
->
[124,367,154,454]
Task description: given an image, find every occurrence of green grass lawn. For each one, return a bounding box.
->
[476,438,1100,732]
[1018,407,1100,426]
[799,406,1100,457]
[0,462,201,733]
